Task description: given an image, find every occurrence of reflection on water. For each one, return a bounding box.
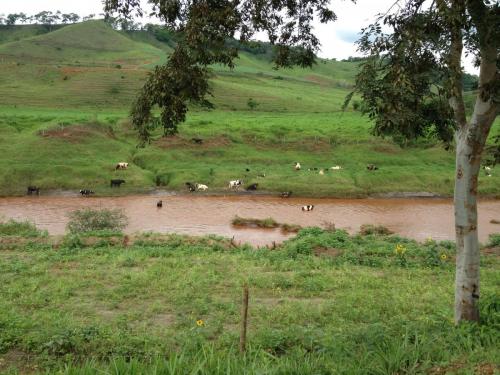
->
[0,195,499,246]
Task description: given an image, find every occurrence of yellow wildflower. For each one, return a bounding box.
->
[196,319,204,327]
[440,254,448,261]
[395,244,406,255]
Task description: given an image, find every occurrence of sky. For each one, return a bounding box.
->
[1,0,477,73]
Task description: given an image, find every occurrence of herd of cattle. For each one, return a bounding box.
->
[28,160,494,211]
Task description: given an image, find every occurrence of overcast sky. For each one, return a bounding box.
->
[1,0,477,73]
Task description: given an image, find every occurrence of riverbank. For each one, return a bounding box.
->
[0,229,498,374]
[2,109,499,198]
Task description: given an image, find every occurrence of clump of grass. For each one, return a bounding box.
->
[359,224,394,236]
[280,223,302,233]
[487,233,500,247]
[232,216,279,228]
[490,219,500,224]
[67,208,128,234]
[0,219,46,237]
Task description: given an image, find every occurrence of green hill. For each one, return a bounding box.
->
[0,20,356,111]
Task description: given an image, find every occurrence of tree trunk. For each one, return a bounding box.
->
[454,129,481,323]
[453,87,497,324]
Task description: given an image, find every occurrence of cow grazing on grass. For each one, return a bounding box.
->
[367,164,378,171]
[330,166,342,170]
[319,169,325,175]
[157,200,163,208]
[191,138,203,144]
[302,205,314,211]
[229,180,243,189]
[281,191,292,198]
[185,182,196,192]
[27,186,40,195]
[110,179,125,187]
[246,183,258,191]
[196,183,208,191]
[294,162,301,170]
[79,189,94,196]
[116,162,129,170]
[484,166,492,177]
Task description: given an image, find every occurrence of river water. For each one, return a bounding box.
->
[0,195,498,246]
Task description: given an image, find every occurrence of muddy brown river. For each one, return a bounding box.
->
[0,195,499,246]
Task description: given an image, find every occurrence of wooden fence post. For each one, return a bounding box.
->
[239,284,249,353]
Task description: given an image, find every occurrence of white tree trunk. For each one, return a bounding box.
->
[454,129,481,323]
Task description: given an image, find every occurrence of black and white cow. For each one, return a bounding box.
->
[229,180,243,189]
[367,164,379,171]
[110,179,125,187]
[79,189,94,196]
[27,186,40,195]
[186,182,196,192]
[302,205,314,211]
[116,162,129,170]
[281,191,292,198]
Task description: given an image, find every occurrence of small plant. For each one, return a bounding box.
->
[281,223,302,233]
[487,233,500,247]
[247,98,259,110]
[115,64,122,69]
[232,216,279,228]
[67,208,128,234]
[0,219,46,237]
[359,224,394,236]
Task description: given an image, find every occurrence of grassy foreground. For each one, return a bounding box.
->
[0,227,499,374]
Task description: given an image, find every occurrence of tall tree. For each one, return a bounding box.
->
[104,0,499,323]
[346,0,499,323]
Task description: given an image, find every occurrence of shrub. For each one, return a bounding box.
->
[487,233,500,247]
[67,208,128,234]
[231,216,278,228]
[0,219,46,237]
[359,224,394,236]
[247,98,259,110]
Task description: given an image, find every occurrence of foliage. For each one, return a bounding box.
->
[66,208,128,234]
[247,97,259,110]
[359,224,393,236]
[0,219,46,237]
[232,216,279,228]
[487,233,500,247]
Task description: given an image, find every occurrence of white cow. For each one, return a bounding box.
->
[319,169,325,175]
[330,166,342,170]
[116,162,129,170]
[294,162,301,171]
[196,183,208,191]
[302,205,314,211]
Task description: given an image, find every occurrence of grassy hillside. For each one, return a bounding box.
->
[0,228,498,373]
[0,21,498,197]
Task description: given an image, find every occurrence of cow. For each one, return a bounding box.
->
[281,191,292,198]
[116,162,129,170]
[484,166,492,177]
[319,169,325,175]
[258,173,266,178]
[302,205,314,211]
[157,200,163,208]
[196,183,208,191]
[191,138,203,144]
[246,183,258,191]
[27,186,40,195]
[229,180,243,189]
[185,182,196,192]
[367,164,379,171]
[294,162,301,171]
[79,189,94,196]
[330,166,342,170]
[110,179,125,187]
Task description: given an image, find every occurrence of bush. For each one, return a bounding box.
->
[487,233,500,247]
[67,208,128,234]
[0,219,46,237]
[359,224,394,236]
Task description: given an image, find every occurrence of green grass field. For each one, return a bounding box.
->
[0,227,498,374]
[0,20,498,197]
